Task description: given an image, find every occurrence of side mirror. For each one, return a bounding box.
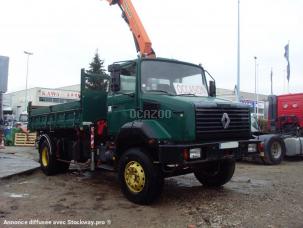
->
[111,71,121,92]
[209,81,216,97]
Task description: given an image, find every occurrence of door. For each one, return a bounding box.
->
[107,63,137,135]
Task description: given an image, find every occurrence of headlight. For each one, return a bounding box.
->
[248,144,257,153]
[189,148,201,159]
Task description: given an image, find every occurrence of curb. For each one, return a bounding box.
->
[0,153,40,180]
[0,166,40,180]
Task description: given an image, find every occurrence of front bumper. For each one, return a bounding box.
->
[158,139,260,165]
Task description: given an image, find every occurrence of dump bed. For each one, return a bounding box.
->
[28,69,109,131]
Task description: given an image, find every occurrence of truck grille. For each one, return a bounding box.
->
[195,107,250,142]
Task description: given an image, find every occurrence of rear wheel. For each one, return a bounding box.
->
[118,148,164,205]
[263,137,286,165]
[39,137,70,175]
[194,159,235,187]
[39,140,57,175]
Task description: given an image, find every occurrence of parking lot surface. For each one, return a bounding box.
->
[0,147,303,227]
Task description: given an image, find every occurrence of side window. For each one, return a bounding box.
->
[120,75,135,91]
[120,65,136,92]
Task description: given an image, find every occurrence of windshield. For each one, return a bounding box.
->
[141,60,208,96]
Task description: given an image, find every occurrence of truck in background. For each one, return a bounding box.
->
[18,111,28,128]
[251,93,303,165]
[3,108,15,127]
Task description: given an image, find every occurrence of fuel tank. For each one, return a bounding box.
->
[284,137,303,156]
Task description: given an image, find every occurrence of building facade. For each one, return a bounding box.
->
[4,87,80,120]
[216,88,268,118]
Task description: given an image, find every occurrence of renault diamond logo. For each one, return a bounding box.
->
[221,113,230,129]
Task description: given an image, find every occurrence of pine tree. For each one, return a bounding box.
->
[88,50,108,76]
[87,50,109,91]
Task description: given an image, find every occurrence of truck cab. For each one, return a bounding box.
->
[107,58,251,145]
[248,94,303,165]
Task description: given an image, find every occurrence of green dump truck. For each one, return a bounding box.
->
[29,58,258,204]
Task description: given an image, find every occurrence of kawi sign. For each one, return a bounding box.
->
[39,89,80,100]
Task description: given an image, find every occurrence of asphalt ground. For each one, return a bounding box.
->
[0,147,303,228]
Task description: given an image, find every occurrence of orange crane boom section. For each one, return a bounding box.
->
[106,0,155,58]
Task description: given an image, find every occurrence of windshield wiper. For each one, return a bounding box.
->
[146,90,174,95]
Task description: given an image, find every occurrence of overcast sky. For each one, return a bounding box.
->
[0,0,302,96]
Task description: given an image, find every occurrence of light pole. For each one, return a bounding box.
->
[256,63,259,118]
[236,0,241,102]
[254,56,257,115]
[24,51,33,112]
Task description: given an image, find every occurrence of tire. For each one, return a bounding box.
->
[39,137,69,175]
[118,148,164,205]
[39,139,57,175]
[194,159,235,187]
[263,136,286,165]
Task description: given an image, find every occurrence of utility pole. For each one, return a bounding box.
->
[270,68,273,95]
[256,63,259,118]
[254,56,257,114]
[0,92,3,148]
[24,51,33,112]
[0,92,3,122]
[0,55,9,123]
[236,0,241,102]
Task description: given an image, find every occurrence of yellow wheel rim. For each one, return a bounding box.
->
[41,147,49,167]
[124,161,146,193]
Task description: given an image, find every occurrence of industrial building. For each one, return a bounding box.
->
[216,88,268,118]
[3,86,80,120]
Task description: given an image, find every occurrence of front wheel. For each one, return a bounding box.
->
[118,148,164,205]
[194,159,235,187]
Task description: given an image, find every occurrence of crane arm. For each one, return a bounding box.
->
[106,0,156,58]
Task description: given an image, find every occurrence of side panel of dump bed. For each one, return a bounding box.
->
[29,101,81,130]
[28,69,109,131]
